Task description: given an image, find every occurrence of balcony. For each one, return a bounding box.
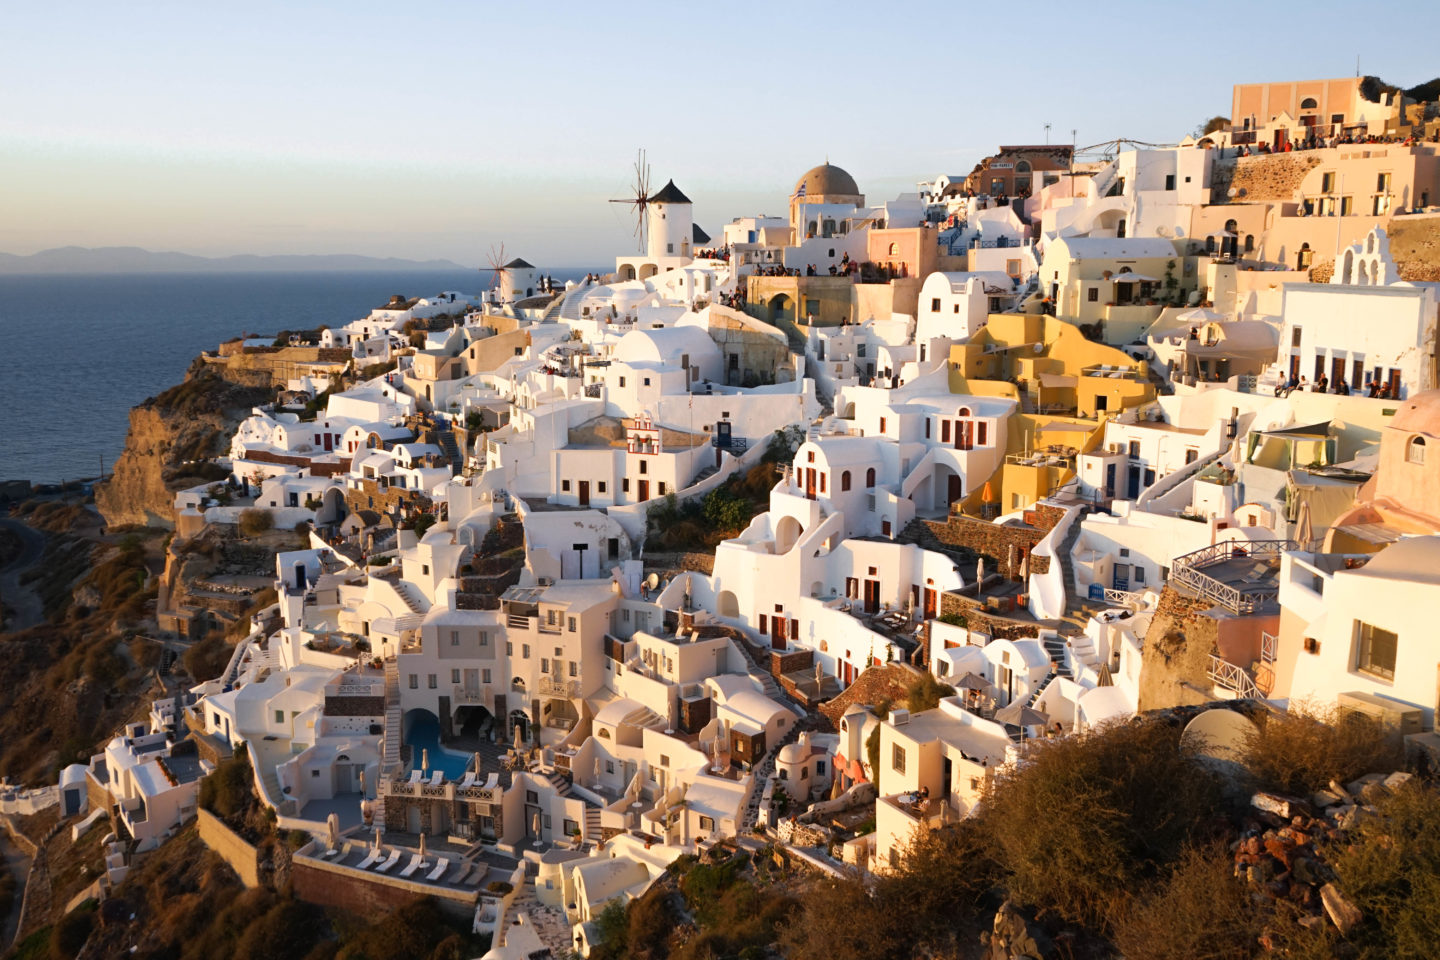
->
[1170,539,1297,615]
[538,676,580,699]
[1207,655,1261,699]
[452,685,487,706]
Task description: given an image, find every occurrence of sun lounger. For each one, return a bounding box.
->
[408,769,423,785]
[458,773,476,788]
[429,770,444,786]
[426,858,450,882]
[484,772,499,789]
[399,854,426,879]
[375,848,402,873]
[356,848,382,870]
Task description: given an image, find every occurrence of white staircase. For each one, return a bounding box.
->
[583,805,603,844]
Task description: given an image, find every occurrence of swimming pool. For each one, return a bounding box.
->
[403,712,473,779]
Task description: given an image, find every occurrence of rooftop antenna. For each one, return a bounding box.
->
[1044,123,1052,144]
[609,149,652,253]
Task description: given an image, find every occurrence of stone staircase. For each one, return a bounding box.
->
[381,658,403,774]
[541,770,572,799]
[393,580,425,615]
[583,805,603,844]
[434,425,463,472]
[502,896,574,959]
[728,635,786,703]
[740,713,828,835]
[1053,510,1103,632]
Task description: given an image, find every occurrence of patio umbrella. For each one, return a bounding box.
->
[532,811,543,846]
[995,702,1050,729]
[593,753,603,783]
[421,748,429,774]
[419,832,427,859]
[976,558,986,588]
[327,813,340,850]
[1007,543,1016,578]
[514,723,525,752]
[374,827,382,851]
[955,672,991,692]
[1018,551,1030,582]
[981,480,996,503]
[359,769,366,798]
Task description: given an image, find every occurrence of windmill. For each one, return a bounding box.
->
[610,149,652,253]
[477,243,507,302]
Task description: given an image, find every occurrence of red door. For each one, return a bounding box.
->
[924,588,937,619]
[638,480,649,502]
[948,475,963,507]
[805,469,816,500]
[578,481,590,506]
[864,580,880,615]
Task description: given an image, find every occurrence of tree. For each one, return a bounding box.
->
[1196,115,1229,137]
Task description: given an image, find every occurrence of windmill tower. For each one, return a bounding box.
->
[478,244,538,305]
[646,178,693,263]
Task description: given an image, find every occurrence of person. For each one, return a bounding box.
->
[1316,374,1328,393]
[1188,326,1199,340]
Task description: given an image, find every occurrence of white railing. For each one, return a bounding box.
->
[1260,631,1277,663]
[1103,588,1147,609]
[538,676,580,699]
[1207,655,1260,699]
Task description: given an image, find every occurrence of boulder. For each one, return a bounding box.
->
[1383,771,1413,790]
[1320,883,1362,936]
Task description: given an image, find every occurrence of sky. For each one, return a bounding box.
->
[4,0,1439,268]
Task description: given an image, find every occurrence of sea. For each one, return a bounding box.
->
[0,270,594,485]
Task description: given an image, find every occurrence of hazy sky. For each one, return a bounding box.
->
[4,0,1437,267]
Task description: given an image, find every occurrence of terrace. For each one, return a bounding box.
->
[1170,539,1298,615]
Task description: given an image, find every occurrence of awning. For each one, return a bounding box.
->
[1261,421,1333,440]
[1037,373,1078,388]
[1038,421,1094,433]
[1112,273,1159,283]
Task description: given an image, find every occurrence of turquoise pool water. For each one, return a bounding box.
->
[403,712,472,779]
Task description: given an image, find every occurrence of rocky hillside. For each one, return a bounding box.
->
[95,360,271,529]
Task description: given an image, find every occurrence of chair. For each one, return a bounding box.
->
[407,770,423,785]
[429,770,444,787]
[399,854,426,879]
[375,848,402,873]
[458,772,476,788]
[426,858,450,882]
[484,772,500,789]
[356,847,383,870]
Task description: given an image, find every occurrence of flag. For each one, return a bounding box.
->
[793,182,807,200]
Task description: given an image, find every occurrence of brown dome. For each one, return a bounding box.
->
[794,163,860,198]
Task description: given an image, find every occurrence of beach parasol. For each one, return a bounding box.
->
[418,832,427,859]
[955,672,991,692]
[421,748,429,774]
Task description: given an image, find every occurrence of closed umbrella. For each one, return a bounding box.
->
[1295,499,1313,549]
[473,752,483,779]
[374,826,382,851]
[419,832,427,859]
[421,748,429,774]
[514,722,525,752]
[976,558,986,589]
[327,812,340,850]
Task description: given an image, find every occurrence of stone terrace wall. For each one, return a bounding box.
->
[196,809,261,888]
[923,513,1052,576]
[1209,154,1321,204]
[818,663,924,727]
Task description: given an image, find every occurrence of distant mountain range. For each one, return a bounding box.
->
[0,246,470,274]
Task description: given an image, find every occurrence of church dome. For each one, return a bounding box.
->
[795,163,860,198]
[1389,390,1440,437]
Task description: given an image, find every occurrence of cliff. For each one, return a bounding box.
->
[95,361,271,529]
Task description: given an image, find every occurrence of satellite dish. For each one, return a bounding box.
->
[1033,342,1044,354]
[1227,187,1239,198]
[1181,708,1259,776]
[1155,225,1171,238]
[645,573,660,590]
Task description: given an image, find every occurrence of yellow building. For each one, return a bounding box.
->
[947,313,1156,514]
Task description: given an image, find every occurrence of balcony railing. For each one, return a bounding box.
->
[452,685,486,706]
[1208,655,1260,699]
[1170,540,1297,615]
[1103,588,1147,609]
[538,676,580,699]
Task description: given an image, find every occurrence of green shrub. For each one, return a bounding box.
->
[903,672,955,713]
[199,743,254,821]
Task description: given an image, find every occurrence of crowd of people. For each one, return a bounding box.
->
[1227,128,1439,158]
[1276,372,1398,399]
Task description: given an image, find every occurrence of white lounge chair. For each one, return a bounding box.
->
[407,769,423,785]
[375,848,402,873]
[426,858,450,882]
[458,773,476,788]
[356,847,383,870]
[399,854,426,879]
[429,770,444,786]
[484,772,499,789]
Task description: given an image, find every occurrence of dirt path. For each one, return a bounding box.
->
[0,518,47,633]
[0,833,32,948]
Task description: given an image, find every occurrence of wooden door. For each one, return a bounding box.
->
[947,474,962,506]
[805,469,816,500]
[578,481,590,506]
[863,580,880,615]
[924,588,937,619]
[638,479,649,502]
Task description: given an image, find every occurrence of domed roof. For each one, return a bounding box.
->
[777,742,805,765]
[1389,390,1440,436]
[795,163,860,198]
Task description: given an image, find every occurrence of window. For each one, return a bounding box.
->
[1185,448,1199,464]
[1133,567,1145,584]
[597,481,606,493]
[480,632,489,647]
[408,674,418,689]
[1321,172,1335,193]
[1291,326,1303,348]
[931,298,942,312]
[568,616,577,632]
[623,478,630,493]
[522,644,530,658]
[569,661,577,676]
[451,669,461,684]
[1340,196,1353,216]
[482,669,491,683]
[658,482,666,495]
[428,674,437,689]
[606,760,615,774]
[891,744,906,774]
[561,480,570,492]
[451,630,460,646]
[1088,288,1098,303]
[941,420,951,443]
[925,419,930,439]
[1408,436,1426,464]
[643,377,651,386]
[1377,172,1392,193]
[1354,621,1397,681]
[639,461,648,475]
[699,815,714,832]
[618,376,626,388]
[526,790,538,804]
[879,417,887,433]
[275,710,284,724]
[841,470,851,491]
[541,658,550,673]
[866,467,876,487]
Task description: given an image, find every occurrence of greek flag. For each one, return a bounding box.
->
[793,182,806,199]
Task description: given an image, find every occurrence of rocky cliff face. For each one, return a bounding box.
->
[95,361,271,529]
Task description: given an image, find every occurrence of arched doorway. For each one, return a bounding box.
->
[768,294,795,325]
[509,708,531,745]
[716,590,739,618]
[454,705,495,742]
[775,515,803,553]
[618,264,636,281]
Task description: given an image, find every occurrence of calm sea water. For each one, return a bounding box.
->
[0,271,591,484]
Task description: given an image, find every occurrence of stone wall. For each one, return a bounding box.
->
[343,478,433,520]
[1209,154,1321,204]
[923,512,1052,576]
[290,856,477,919]
[936,593,1044,641]
[196,808,261,888]
[818,663,924,726]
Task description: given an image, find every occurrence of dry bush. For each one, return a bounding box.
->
[183,630,231,682]
[981,717,1223,931]
[238,508,274,537]
[1241,700,1404,796]
[1111,843,1267,960]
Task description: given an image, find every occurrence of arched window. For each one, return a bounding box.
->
[841,470,851,491]
[887,242,900,256]
[1244,234,1255,253]
[1408,436,1426,465]
[956,407,971,417]
[1224,218,1237,234]
[865,467,876,488]
[1300,97,1318,110]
